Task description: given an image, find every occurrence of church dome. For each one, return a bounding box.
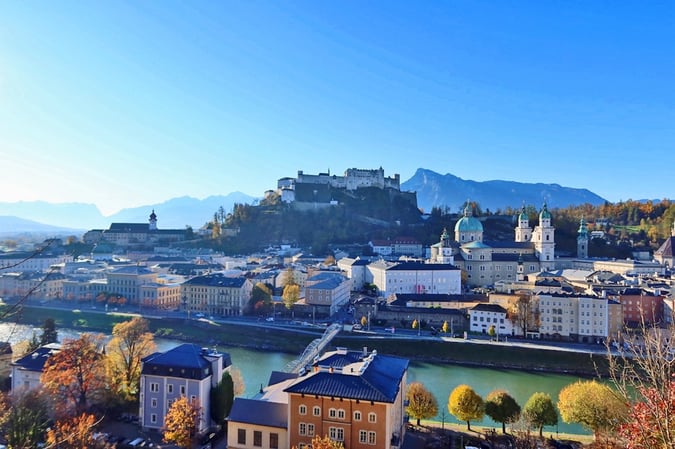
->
[518,205,528,222]
[454,204,483,233]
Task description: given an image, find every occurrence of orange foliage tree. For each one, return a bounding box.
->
[41,333,107,416]
[46,412,109,449]
[163,396,201,449]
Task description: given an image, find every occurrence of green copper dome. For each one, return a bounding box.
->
[539,202,552,220]
[518,205,528,222]
[454,204,483,233]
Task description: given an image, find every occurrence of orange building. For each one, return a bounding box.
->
[284,348,408,449]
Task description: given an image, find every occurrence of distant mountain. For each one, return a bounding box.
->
[402,168,608,213]
[0,216,85,236]
[0,192,258,232]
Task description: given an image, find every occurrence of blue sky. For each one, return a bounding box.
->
[0,1,673,216]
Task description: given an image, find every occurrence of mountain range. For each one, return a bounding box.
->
[0,169,615,234]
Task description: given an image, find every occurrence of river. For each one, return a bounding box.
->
[0,323,590,435]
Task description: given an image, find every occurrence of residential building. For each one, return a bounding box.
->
[139,344,231,433]
[337,258,371,292]
[366,261,461,297]
[618,288,664,327]
[228,399,288,449]
[538,294,609,343]
[304,272,352,315]
[10,343,61,393]
[181,273,254,317]
[469,303,512,336]
[284,347,408,449]
[0,252,72,273]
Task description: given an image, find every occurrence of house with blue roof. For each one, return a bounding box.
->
[10,342,61,394]
[139,343,231,434]
[304,272,352,315]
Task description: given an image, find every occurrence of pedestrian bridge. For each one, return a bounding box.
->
[284,323,342,373]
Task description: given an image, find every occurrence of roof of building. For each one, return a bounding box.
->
[454,215,483,233]
[284,349,408,403]
[268,371,299,387]
[483,241,534,250]
[462,241,491,249]
[183,273,248,288]
[228,398,288,428]
[110,266,154,275]
[656,237,675,257]
[141,344,230,380]
[387,262,459,271]
[11,343,61,372]
[470,303,507,314]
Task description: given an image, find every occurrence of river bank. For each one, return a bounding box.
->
[1,305,611,377]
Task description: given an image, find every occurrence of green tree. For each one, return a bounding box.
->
[210,371,234,424]
[2,390,50,448]
[39,317,58,346]
[448,384,484,430]
[484,389,521,433]
[487,325,496,339]
[523,392,558,437]
[558,380,627,440]
[406,382,438,426]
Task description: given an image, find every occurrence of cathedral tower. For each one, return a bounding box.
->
[577,216,589,259]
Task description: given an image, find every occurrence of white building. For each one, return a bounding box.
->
[538,294,609,342]
[10,343,61,394]
[469,303,512,336]
[367,261,462,297]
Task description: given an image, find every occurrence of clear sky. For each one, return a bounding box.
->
[0,1,673,216]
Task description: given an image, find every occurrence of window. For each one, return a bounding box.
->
[253,431,262,447]
[151,398,157,408]
[354,411,362,421]
[299,423,307,436]
[238,429,246,445]
[368,431,376,445]
[368,412,376,423]
[180,385,186,395]
[150,413,157,424]
[307,423,315,436]
[313,406,321,416]
[329,427,344,441]
[329,408,337,418]
[150,382,159,393]
[167,384,173,394]
[360,430,368,443]
[270,433,279,449]
[299,404,307,415]
[337,409,345,419]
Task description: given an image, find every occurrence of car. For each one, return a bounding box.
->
[352,323,362,330]
[194,313,205,318]
[265,317,275,322]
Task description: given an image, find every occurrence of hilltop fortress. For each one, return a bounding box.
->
[269,167,415,210]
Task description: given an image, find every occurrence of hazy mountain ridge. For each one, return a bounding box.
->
[0,192,257,232]
[402,168,608,213]
[0,169,661,235]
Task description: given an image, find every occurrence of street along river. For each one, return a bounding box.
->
[1,323,591,435]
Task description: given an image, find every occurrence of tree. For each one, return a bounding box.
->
[41,333,107,416]
[487,325,496,339]
[106,317,156,401]
[210,371,234,424]
[523,392,558,437]
[294,435,344,449]
[485,389,521,433]
[608,317,675,449]
[39,317,58,346]
[163,396,200,449]
[282,284,300,310]
[1,390,50,448]
[360,315,368,327]
[249,282,272,314]
[412,319,419,330]
[406,382,438,426]
[441,320,449,334]
[510,293,539,337]
[558,380,627,440]
[46,412,108,449]
[448,384,484,430]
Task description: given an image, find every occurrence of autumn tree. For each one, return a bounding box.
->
[295,434,344,449]
[1,389,50,448]
[442,320,449,334]
[406,382,438,426]
[282,284,300,310]
[558,380,627,441]
[106,316,156,402]
[448,384,484,430]
[510,293,539,337]
[360,315,368,328]
[608,317,675,449]
[163,396,201,449]
[522,392,558,437]
[485,389,521,433]
[46,412,109,449]
[41,333,107,416]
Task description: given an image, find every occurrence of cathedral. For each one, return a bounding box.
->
[430,203,557,288]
